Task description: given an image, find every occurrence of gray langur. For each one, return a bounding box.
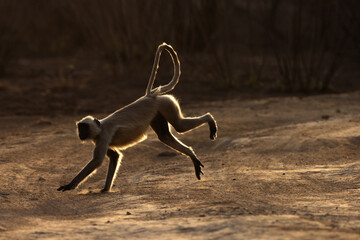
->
[58,43,218,192]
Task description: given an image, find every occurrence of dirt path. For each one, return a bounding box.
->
[0,92,360,239]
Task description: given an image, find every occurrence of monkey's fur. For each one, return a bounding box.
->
[58,43,218,192]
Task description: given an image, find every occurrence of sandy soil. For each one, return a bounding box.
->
[0,92,360,239]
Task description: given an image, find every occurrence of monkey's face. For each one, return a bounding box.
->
[77,123,90,140]
[76,116,101,141]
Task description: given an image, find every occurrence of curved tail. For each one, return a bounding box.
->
[145,43,181,97]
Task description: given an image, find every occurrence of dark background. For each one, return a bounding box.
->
[0,0,359,116]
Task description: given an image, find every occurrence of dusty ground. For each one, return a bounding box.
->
[0,92,360,239]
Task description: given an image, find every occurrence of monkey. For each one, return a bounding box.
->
[57,43,218,192]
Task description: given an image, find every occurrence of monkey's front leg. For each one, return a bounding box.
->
[101,149,122,192]
[57,158,104,191]
[58,141,108,192]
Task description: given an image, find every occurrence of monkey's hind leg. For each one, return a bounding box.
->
[159,96,218,140]
[102,149,122,192]
[173,113,218,140]
[151,113,204,180]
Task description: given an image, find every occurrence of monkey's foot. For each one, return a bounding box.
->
[209,118,218,140]
[57,184,74,192]
[193,159,204,180]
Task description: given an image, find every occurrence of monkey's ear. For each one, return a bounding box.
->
[94,118,101,126]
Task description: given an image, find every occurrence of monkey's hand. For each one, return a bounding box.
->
[193,159,204,180]
[57,184,74,192]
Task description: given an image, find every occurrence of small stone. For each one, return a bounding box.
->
[0,191,9,195]
[38,177,46,182]
[126,211,131,215]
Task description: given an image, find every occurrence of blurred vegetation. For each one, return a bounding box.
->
[0,0,359,92]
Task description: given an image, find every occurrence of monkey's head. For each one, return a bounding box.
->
[76,116,101,141]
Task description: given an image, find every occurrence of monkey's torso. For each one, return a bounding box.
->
[100,96,162,149]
